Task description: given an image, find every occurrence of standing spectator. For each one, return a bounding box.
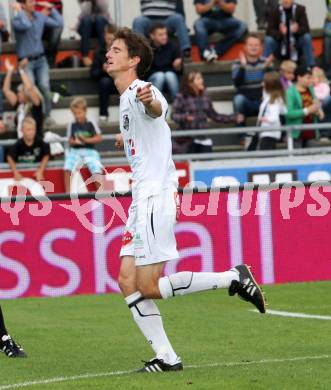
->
[7,117,50,182]
[286,66,324,148]
[91,24,117,122]
[280,59,296,90]
[12,0,63,126]
[194,0,247,62]
[147,23,182,99]
[264,0,315,67]
[324,0,331,77]
[64,98,103,193]
[253,0,279,30]
[3,59,43,139]
[35,0,63,68]
[257,72,287,150]
[77,0,111,67]
[232,33,274,150]
[132,0,191,58]
[171,71,237,153]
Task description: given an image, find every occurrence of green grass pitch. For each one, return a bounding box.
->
[0,281,330,389]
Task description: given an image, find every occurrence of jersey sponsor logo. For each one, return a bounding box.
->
[123,114,130,131]
[122,230,134,246]
[126,139,136,157]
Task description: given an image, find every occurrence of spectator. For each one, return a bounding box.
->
[171,71,237,153]
[3,59,43,139]
[257,72,287,150]
[77,0,112,67]
[35,0,63,68]
[324,0,331,77]
[286,66,324,148]
[176,0,186,19]
[280,59,297,90]
[64,97,103,193]
[91,24,117,122]
[0,2,9,52]
[12,0,63,126]
[194,0,247,62]
[264,0,315,68]
[7,117,50,182]
[232,33,274,150]
[253,0,279,30]
[147,23,182,99]
[132,0,191,58]
[312,66,331,139]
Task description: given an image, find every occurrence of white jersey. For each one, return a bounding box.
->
[119,79,178,200]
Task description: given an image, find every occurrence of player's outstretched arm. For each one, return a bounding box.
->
[136,83,162,118]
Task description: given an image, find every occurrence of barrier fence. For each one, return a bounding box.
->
[1,185,331,299]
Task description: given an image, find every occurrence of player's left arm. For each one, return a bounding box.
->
[136,83,163,118]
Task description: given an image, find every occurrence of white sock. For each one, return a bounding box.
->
[158,270,239,299]
[125,291,179,365]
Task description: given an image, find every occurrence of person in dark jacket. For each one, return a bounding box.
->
[90,24,117,122]
[263,0,315,67]
[147,23,182,99]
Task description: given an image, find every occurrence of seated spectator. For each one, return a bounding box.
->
[280,60,297,90]
[91,24,117,122]
[133,0,191,58]
[35,0,63,68]
[147,23,182,99]
[324,0,331,78]
[7,117,50,182]
[286,66,324,148]
[264,0,315,68]
[253,0,279,30]
[64,97,103,193]
[312,66,331,139]
[12,0,63,126]
[232,33,274,150]
[194,0,247,62]
[77,0,112,67]
[257,72,287,150]
[3,59,43,139]
[171,71,237,154]
[0,2,9,52]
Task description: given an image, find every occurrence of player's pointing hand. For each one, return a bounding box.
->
[136,83,154,106]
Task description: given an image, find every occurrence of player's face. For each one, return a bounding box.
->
[150,28,168,46]
[245,37,262,57]
[106,39,131,76]
[22,124,36,142]
[71,107,87,123]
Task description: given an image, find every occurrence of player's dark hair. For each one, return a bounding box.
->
[149,23,167,35]
[113,28,154,79]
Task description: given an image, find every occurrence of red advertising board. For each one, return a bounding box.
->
[1,185,331,299]
[0,162,190,196]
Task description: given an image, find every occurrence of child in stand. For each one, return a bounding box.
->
[258,72,287,150]
[64,97,103,193]
[312,67,331,140]
[280,60,297,91]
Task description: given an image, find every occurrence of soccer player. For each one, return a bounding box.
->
[106,28,266,373]
[0,305,26,358]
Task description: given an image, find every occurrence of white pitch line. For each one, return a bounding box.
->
[0,355,330,390]
[256,309,331,320]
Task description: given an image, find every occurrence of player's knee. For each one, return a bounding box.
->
[137,279,159,299]
[118,273,135,296]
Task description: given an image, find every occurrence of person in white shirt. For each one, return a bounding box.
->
[106,28,266,373]
[258,72,287,150]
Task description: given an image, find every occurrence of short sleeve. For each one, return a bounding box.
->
[151,86,169,119]
[41,141,51,157]
[90,119,102,134]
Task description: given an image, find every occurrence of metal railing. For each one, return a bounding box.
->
[0,122,331,169]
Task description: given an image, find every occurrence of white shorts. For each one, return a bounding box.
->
[120,187,180,266]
